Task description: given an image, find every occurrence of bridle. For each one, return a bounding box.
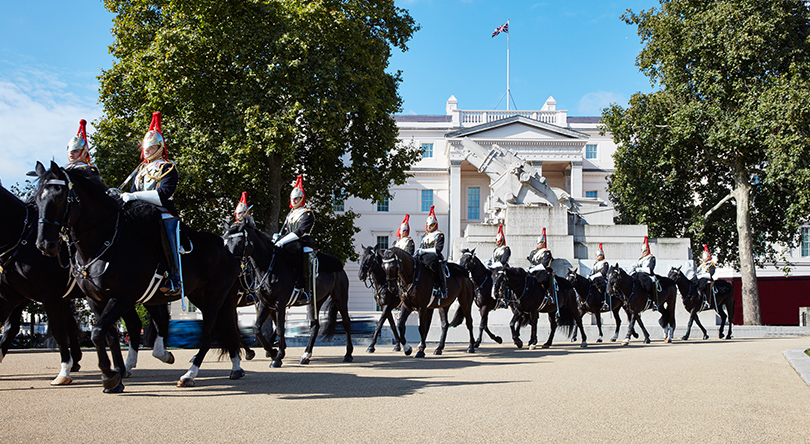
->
[360,249,394,303]
[37,170,80,243]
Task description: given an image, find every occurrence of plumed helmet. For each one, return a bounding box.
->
[141,111,167,162]
[396,214,410,238]
[234,191,249,221]
[537,227,547,248]
[289,175,305,208]
[67,119,91,164]
[597,243,604,259]
[425,205,438,231]
[495,224,505,247]
[641,236,651,256]
[702,244,711,261]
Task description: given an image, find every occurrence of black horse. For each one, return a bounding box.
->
[566,268,629,343]
[668,266,734,340]
[0,183,156,385]
[224,219,353,367]
[380,247,476,357]
[457,248,504,347]
[358,245,405,353]
[607,264,676,345]
[34,161,245,391]
[515,267,587,348]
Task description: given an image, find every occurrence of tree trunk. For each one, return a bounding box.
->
[263,153,284,234]
[734,168,762,325]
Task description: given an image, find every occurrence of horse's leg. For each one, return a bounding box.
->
[0,303,24,364]
[725,299,734,339]
[337,290,354,363]
[386,308,402,352]
[572,307,582,342]
[622,309,638,345]
[300,302,319,365]
[44,300,78,385]
[92,298,128,393]
[508,309,523,349]
[635,312,651,344]
[682,307,695,340]
[367,305,387,353]
[541,312,557,348]
[717,305,728,339]
[118,307,141,376]
[433,307,449,355]
[270,302,287,367]
[414,309,433,358]
[396,308,412,356]
[692,307,709,340]
[178,305,217,387]
[475,305,487,348]
[610,306,621,342]
[576,307,588,348]
[595,310,604,343]
[528,311,539,349]
[482,302,502,345]
[667,301,677,343]
[145,304,175,364]
[254,302,276,358]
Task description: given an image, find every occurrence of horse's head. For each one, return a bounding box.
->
[358,244,380,281]
[380,249,400,289]
[458,248,479,272]
[34,161,75,257]
[566,267,578,284]
[606,264,622,300]
[223,220,254,260]
[667,266,682,282]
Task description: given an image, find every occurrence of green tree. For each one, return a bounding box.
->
[603,0,810,325]
[93,0,420,262]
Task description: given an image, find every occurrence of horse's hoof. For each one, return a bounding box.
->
[433,349,443,355]
[632,332,639,339]
[366,346,375,353]
[403,345,412,356]
[541,344,550,349]
[621,339,630,346]
[703,334,709,340]
[571,338,577,343]
[494,336,503,344]
[124,370,133,378]
[299,358,310,365]
[610,337,618,342]
[664,338,671,344]
[102,383,125,394]
[393,344,401,352]
[176,377,195,387]
[681,336,689,341]
[343,355,353,363]
[719,333,725,339]
[580,342,588,348]
[50,376,73,386]
[644,338,651,344]
[245,349,255,361]
[596,338,603,343]
[725,335,732,340]
[514,340,523,349]
[269,349,278,359]
[270,360,283,368]
[414,350,426,358]
[466,347,475,353]
[473,341,481,349]
[229,369,246,380]
[166,352,175,365]
[70,363,81,373]
[528,344,536,350]
[102,373,122,390]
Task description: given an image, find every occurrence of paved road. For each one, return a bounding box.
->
[1,336,809,443]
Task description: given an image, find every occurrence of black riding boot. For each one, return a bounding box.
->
[159,217,181,296]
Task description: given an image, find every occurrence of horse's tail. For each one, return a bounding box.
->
[215,288,243,359]
[449,305,464,328]
[320,297,339,339]
[556,302,576,338]
[518,312,532,328]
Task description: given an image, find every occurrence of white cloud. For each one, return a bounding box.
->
[577,91,626,116]
[0,69,102,188]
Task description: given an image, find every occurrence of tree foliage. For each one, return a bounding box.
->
[93,0,421,262]
[603,0,810,324]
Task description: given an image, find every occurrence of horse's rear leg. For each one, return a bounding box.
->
[0,304,24,364]
[300,303,319,365]
[718,306,728,339]
[541,312,556,348]
[367,307,387,353]
[508,310,523,349]
[595,311,604,343]
[414,309,434,358]
[254,303,277,358]
[270,304,287,367]
[433,307,449,355]
[635,313,651,344]
[178,310,217,387]
[387,309,402,352]
[723,302,734,339]
[145,304,175,364]
[622,311,638,345]
[92,298,128,393]
[45,303,79,385]
[475,306,487,348]
[575,309,588,348]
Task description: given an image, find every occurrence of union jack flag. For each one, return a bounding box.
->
[492,22,508,38]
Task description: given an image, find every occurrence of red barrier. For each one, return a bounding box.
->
[729,276,810,325]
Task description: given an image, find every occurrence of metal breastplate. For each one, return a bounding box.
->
[134,161,167,192]
[394,237,413,251]
[285,207,313,236]
[493,246,508,263]
[421,231,441,249]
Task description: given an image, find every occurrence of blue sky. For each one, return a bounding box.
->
[0,0,659,188]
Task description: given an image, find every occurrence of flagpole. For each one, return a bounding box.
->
[506,19,510,111]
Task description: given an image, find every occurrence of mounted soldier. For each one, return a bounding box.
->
[488,224,510,269]
[65,119,98,175]
[234,191,253,224]
[631,236,658,307]
[527,227,553,273]
[120,111,181,296]
[393,214,414,255]
[589,243,608,282]
[415,205,446,300]
[274,175,315,304]
[696,244,716,309]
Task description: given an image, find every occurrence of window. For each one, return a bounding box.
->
[467,187,480,220]
[421,143,433,159]
[585,144,597,159]
[332,189,345,212]
[803,228,809,257]
[376,236,389,250]
[421,189,433,212]
[585,190,598,199]
[376,196,389,212]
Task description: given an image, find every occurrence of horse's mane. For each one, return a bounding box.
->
[0,184,26,210]
[60,166,120,213]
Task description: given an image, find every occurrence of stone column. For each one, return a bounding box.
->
[450,159,462,260]
[571,160,582,198]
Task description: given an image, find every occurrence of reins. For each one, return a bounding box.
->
[0,206,34,275]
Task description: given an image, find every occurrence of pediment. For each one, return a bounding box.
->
[446,116,589,141]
